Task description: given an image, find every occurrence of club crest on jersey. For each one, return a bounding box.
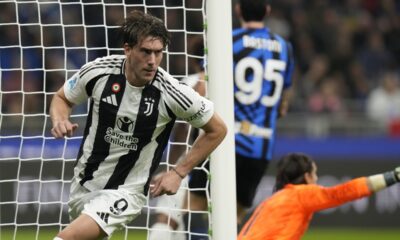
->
[144,97,155,116]
[111,83,121,93]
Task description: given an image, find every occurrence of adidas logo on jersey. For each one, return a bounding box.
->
[102,94,118,106]
[96,212,110,224]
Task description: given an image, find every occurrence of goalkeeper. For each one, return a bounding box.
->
[238,153,400,240]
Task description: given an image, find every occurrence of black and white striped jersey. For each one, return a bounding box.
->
[63,55,214,195]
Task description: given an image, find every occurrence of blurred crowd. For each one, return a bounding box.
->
[1,0,400,135]
[259,0,400,133]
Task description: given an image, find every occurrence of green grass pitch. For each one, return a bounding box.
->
[1,227,399,239]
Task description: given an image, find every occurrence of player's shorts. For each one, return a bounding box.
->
[236,154,269,208]
[189,154,269,208]
[188,160,209,197]
[68,179,146,237]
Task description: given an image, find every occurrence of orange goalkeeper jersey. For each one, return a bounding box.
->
[237,177,372,240]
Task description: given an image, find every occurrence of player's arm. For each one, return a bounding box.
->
[278,41,295,119]
[50,87,79,138]
[150,113,227,197]
[298,178,372,212]
[174,113,226,177]
[367,166,400,192]
[300,167,400,212]
[278,88,291,118]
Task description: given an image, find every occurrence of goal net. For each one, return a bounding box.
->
[0,0,213,239]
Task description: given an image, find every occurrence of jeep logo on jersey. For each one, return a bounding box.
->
[117,116,134,132]
[144,97,155,116]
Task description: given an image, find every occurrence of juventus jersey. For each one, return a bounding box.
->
[233,27,294,161]
[64,55,214,195]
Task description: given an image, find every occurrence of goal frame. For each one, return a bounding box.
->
[206,0,236,239]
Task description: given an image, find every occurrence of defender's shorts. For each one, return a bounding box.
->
[236,154,269,207]
[189,154,269,208]
[68,179,146,236]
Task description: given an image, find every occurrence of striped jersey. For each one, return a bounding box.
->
[233,27,294,161]
[63,55,214,195]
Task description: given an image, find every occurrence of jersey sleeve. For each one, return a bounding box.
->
[63,72,87,105]
[298,177,372,212]
[63,61,94,105]
[164,76,214,128]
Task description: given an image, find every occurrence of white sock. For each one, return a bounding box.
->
[149,223,174,240]
[53,237,64,240]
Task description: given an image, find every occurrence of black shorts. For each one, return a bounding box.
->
[189,154,269,208]
[236,154,269,207]
[188,160,209,195]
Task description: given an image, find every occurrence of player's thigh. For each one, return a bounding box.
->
[57,213,105,240]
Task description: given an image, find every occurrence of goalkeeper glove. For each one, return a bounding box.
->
[368,167,400,192]
[394,167,400,182]
[383,167,400,187]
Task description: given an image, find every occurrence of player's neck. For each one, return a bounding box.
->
[125,71,147,87]
[241,21,264,29]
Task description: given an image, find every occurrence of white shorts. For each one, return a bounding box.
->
[68,179,146,236]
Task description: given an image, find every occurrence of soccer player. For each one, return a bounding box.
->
[151,0,295,237]
[49,10,227,240]
[233,0,294,225]
[238,153,400,240]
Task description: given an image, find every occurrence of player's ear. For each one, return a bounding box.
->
[304,172,313,184]
[123,43,131,55]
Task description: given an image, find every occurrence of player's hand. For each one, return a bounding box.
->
[150,170,182,197]
[51,120,79,138]
[394,167,400,181]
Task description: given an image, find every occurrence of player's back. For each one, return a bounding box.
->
[232,27,294,160]
[238,185,313,240]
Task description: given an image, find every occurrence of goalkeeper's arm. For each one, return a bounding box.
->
[367,167,400,192]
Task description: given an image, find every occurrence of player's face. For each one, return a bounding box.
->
[305,162,318,184]
[124,36,164,86]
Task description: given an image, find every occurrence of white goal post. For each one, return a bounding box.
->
[206,0,236,239]
[0,0,236,239]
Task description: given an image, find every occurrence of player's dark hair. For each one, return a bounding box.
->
[239,0,268,22]
[120,10,170,48]
[274,153,314,192]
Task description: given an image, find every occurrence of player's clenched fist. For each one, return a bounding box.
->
[51,120,78,138]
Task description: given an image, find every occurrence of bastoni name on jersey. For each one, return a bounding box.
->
[242,35,282,52]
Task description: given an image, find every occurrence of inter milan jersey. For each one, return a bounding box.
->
[232,28,294,161]
[63,55,214,195]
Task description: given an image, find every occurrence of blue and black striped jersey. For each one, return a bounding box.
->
[233,27,294,161]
